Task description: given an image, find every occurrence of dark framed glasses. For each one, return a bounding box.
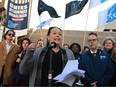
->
[88,39,97,42]
[7,33,14,37]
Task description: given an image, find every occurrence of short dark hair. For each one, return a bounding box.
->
[88,32,97,37]
[69,43,81,53]
[4,30,15,39]
[63,43,69,48]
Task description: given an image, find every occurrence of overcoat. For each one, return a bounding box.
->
[0,41,20,85]
[19,47,75,86]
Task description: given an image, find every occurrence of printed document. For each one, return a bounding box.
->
[53,60,85,86]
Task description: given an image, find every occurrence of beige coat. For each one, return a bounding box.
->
[0,41,20,85]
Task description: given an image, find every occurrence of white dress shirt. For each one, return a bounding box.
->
[6,41,11,54]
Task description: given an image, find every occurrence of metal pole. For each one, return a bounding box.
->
[48,50,53,87]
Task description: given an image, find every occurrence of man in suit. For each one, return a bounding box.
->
[0,30,20,86]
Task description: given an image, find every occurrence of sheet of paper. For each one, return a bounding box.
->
[62,60,79,74]
[53,60,85,86]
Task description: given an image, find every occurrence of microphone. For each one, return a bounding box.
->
[48,42,56,49]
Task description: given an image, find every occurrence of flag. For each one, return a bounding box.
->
[5,0,30,36]
[98,3,116,27]
[89,0,107,8]
[65,0,88,19]
[38,0,60,18]
[33,19,53,32]
[37,19,53,28]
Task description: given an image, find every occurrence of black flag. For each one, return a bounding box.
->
[65,0,88,19]
[38,0,60,18]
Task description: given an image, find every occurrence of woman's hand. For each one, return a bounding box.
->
[16,58,21,63]
[91,81,97,87]
[28,43,37,51]
[16,53,22,63]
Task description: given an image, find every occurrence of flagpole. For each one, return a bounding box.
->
[27,0,33,38]
[39,16,43,40]
[15,36,18,44]
[82,1,91,48]
[62,18,66,46]
[29,31,33,39]
[40,28,43,39]
[62,3,67,46]
[96,23,100,41]
[15,0,19,44]
[38,0,43,40]
[37,0,42,40]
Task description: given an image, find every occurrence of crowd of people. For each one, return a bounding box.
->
[0,27,116,87]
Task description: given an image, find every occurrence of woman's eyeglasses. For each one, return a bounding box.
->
[7,33,14,37]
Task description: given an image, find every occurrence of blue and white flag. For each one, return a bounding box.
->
[98,3,116,27]
[33,19,53,32]
[6,0,29,30]
[89,0,107,8]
